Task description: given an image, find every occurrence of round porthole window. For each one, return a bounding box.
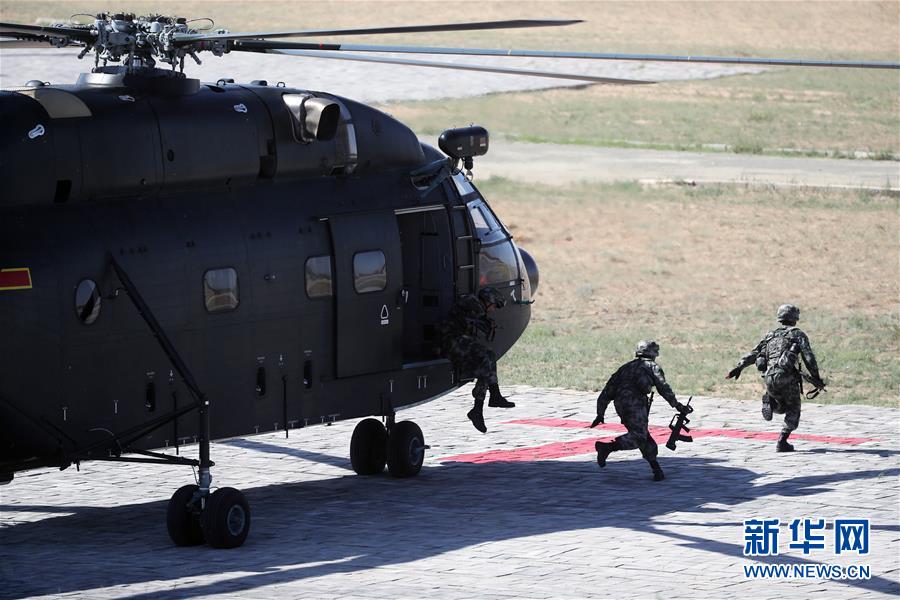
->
[75,279,101,325]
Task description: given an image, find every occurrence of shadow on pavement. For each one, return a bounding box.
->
[804,448,900,458]
[1,457,897,598]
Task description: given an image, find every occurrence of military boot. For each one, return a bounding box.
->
[776,431,795,452]
[467,401,487,434]
[594,440,620,468]
[487,383,515,408]
[649,460,666,481]
[761,394,773,421]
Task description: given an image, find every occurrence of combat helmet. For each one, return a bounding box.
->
[635,339,660,359]
[478,287,506,309]
[776,304,800,325]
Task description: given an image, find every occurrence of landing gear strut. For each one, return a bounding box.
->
[110,255,251,548]
[165,398,251,548]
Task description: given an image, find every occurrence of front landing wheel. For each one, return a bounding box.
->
[166,484,205,546]
[203,487,251,549]
[387,420,425,478]
[350,418,388,475]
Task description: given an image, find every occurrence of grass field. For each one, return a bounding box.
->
[378,67,900,158]
[479,178,899,407]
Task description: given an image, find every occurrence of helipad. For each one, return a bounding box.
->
[1,386,897,599]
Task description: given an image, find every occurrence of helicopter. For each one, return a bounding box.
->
[0,14,897,549]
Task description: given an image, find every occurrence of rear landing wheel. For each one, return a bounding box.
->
[202,487,251,549]
[350,418,388,475]
[166,484,205,546]
[387,420,425,478]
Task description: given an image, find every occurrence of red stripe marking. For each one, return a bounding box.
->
[440,418,878,464]
[506,418,878,444]
[0,268,32,290]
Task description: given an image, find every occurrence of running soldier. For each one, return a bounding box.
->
[439,287,514,433]
[590,340,689,481]
[725,304,826,452]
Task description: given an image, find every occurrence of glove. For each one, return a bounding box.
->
[812,378,827,390]
[590,415,604,428]
[725,367,742,380]
[674,402,690,415]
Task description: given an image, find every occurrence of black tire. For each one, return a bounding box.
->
[202,487,251,549]
[166,484,205,546]
[387,420,425,478]
[350,418,388,475]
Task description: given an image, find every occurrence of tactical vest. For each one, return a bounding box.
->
[764,327,799,375]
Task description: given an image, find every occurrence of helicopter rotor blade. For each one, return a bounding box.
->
[234,40,900,70]
[172,19,582,44]
[0,37,58,48]
[232,46,654,85]
[0,22,94,43]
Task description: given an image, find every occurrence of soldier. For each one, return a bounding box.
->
[589,340,688,481]
[725,304,826,452]
[439,287,515,433]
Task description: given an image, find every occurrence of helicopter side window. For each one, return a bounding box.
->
[74,279,102,325]
[203,268,240,313]
[305,255,333,299]
[353,250,387,294]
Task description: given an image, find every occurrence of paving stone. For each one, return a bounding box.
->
[0,386,897,599]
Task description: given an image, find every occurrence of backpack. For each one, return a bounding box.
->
[765,327,799,374]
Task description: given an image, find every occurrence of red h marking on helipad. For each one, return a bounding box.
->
[440,418,878,464]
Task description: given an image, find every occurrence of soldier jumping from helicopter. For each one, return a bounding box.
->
[590,340,689,481]
[440,287,514,433]
[725,304,826,452]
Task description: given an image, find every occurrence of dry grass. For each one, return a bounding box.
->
[480,178,899,407]
[380,67,900,156]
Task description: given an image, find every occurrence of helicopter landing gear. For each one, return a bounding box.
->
[350,416,427,477]
[387,420,425,478]
[166,485,252,549]
[166,405,251,549]
[203,487,251,549]
[108,256,251,548]
[350,418,388,475]
[166,484,205,546]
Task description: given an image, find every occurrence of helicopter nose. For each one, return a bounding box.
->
[519,247,539,296]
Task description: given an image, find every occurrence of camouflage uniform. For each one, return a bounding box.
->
[592,341,687,481]
[726,304,825,452]
[439,288,512,432]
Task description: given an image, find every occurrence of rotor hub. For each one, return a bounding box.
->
[51,14,229,73]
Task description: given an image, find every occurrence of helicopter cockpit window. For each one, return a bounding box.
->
[467,200,508,245]
[74,279,101,325]
[479,241,519,286]
[353,250,387,294]
[203,268,239,313]
[305,255,333,299]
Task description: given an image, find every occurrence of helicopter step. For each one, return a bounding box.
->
[350,416,428,478]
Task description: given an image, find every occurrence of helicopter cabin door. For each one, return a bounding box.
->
[329,213,403,378]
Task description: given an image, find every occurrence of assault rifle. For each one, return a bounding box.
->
[665,396,694,451]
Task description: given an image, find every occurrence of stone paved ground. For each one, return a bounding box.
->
[1,386,898,599]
